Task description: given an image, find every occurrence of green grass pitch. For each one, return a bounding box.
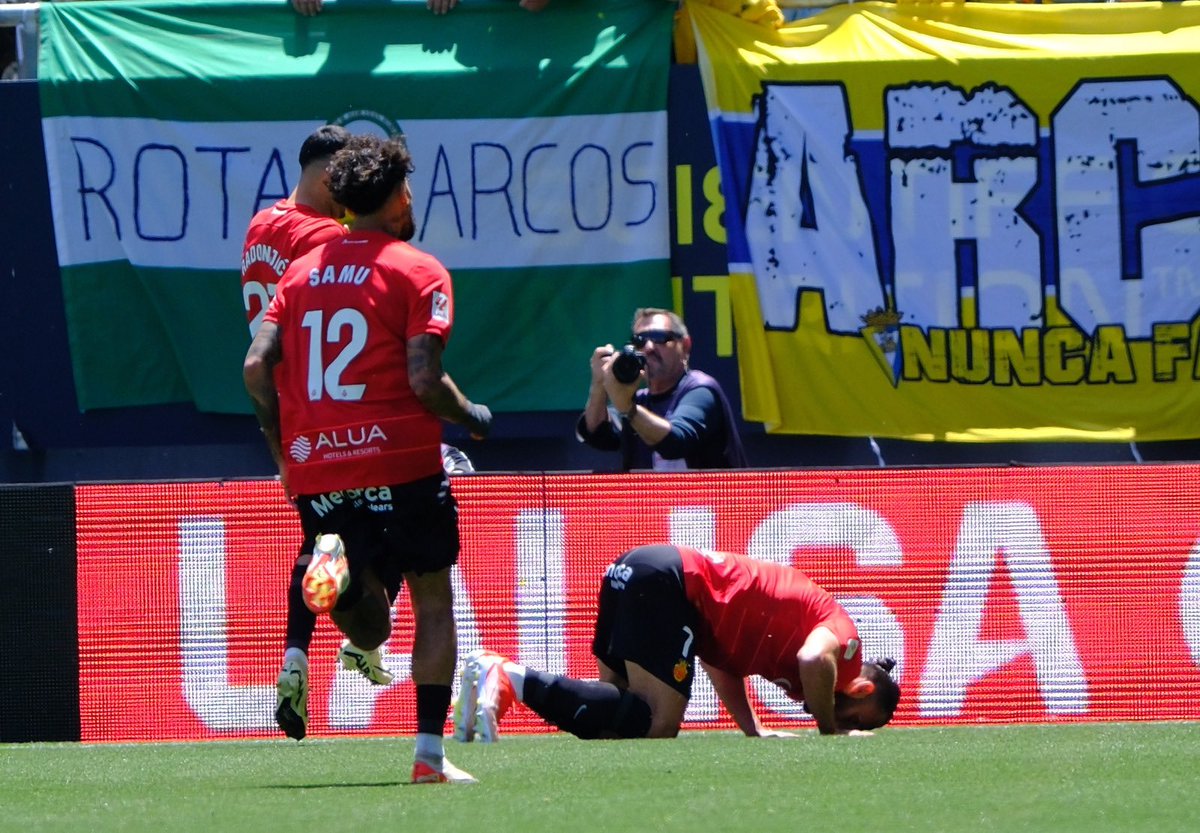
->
[2,724,1198,833]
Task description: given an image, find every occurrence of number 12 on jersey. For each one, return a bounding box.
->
[301,308,368,401]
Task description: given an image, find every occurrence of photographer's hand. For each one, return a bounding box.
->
[583,346,617,432]
[604,369,670,445]
[602,368,639,419]
[590,345,615,387]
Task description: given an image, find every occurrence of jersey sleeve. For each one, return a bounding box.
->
[404,256,454,343]
[821,612,865,691]
[263,252,308,327]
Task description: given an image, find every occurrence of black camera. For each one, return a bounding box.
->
[611,344,646,384]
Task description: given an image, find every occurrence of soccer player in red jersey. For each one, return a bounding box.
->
[240,125,351,339]
[245,135,491,783]
[240,124,355,743]
[455,544,899,742]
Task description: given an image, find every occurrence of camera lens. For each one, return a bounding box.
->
[612,346,646,384]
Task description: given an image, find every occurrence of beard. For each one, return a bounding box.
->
[393,217,415,241]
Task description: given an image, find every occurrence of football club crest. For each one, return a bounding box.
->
[859,306,903,387]
[673,659,689,683]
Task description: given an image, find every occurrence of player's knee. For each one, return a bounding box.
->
[332,596,392,649]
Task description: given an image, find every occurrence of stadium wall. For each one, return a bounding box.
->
[4,466,1199,743]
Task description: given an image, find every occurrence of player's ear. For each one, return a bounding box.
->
[846,677,876,699]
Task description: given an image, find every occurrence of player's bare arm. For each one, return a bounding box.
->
[702,661,761,736]
[704,661,757,734]
[796,626,841,734]
[243,321,288,485]
[407,333,492,439]
[703,661,797,738]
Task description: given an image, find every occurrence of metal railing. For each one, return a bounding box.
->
[0,1,37,22]
[1,3,38,80]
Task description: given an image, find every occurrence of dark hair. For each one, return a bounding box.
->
[326,135,414,216]
[298,124,352,169]
[864,657,901,725]
[633,307,689,339]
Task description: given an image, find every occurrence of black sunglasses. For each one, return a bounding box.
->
[630,329,682,348]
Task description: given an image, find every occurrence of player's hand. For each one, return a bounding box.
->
[427,0,458,15]
[291,0,323,17]
[467,403,492,440]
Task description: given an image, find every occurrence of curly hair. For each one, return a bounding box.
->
[326,135,414,216]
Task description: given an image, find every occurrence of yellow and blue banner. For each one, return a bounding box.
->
[690,1,1200,440]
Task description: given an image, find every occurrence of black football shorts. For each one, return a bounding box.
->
[295,472,459,608]
[592,544,699,697]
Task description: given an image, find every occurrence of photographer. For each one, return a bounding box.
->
[576,308,748,470]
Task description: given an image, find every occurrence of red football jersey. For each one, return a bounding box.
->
[264,231,453,493]
[678,546,863,696]
[241,200,348,336]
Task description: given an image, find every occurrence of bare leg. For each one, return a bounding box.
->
[623,660,688,738]
[330,565,392,650]
[405,566,456,685]
[596,657,628,690]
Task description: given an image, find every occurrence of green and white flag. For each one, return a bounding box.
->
[38,0,673,413]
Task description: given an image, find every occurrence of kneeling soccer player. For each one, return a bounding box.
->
[454,544,900,742]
